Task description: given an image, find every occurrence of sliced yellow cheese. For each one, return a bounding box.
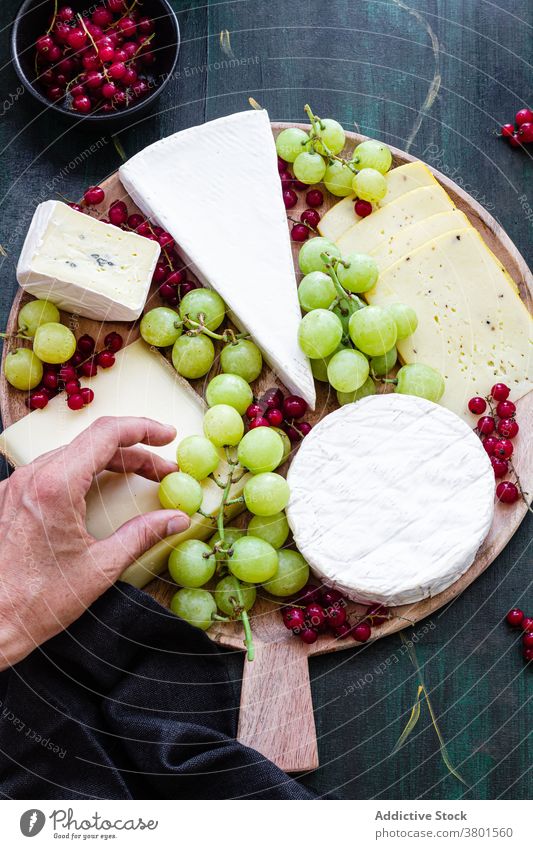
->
[318,161,440,242]
[336,185,456,258]
[369,209,471,273]
[0,339,247,587]
[366,229,533,419]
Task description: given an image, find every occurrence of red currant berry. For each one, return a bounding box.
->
[497,418,519,438]
[366,603,389,625]
[284,424,301,442]
[300,208,321,228]
[81,387,95,405]
[491,383,510,402]
[305,603,326,628]
[108,0,127,12]
[334,624,351,639]
[108,200,128,226]
[501,123,515,138]
[265,408,283,427]
[80,360,98,378]
[297,584,322,605]
[321,588,343,605]
[67,28,87,50]
[249,416,270,429]
[42,371,59,391]
[67,393,85,411]
[128,213,145,230]
[282,608,305,630]
[292,179,308,191]
[36,34,55,55]
[28,391,49,410]
[468,396,486,414]
[518,122,533,144]
[97,351,115,369]
[57,6,75,22]
[291,223,309,242]
[298,422,312,436]
[477,415,495,435]
[101,81,117,99]
[104,332,123,353]
[326,605,347,628]
[77,334,95,356]
[305,189,324,207]
[282,189,298,209]
[118,16,137,37]
[263,388,284,409]
[496,481,519,504]
[158,232,175,250]
[246,403,263,420]
[509,134,521,148]
[58,365,77,382]
[524,647,533,662]
[351,622,371,642]
[137,17,155,36]
[523,631,533,649]
[506,608,524,627]
[83,186,105,205]
[92,7,113,27]
[300,628,318,644]
[159,282,176,300]
[179,282,197,298]
[47,86,64,101]
[482,436,499,456]
[515,108,533,126]
[73,95,92,113]
[109,62,127,80]
[283,395,308,419]
[279,170,293,189]
[493,438,513,459]
[496,400,516,418]
[65,379,81,396]
[355,199,373,218]
[491,456,508,478]
[521,616,533,632]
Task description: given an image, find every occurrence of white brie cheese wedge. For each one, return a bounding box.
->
[119,109,316,408]
[287,394,494,606]
[17,201,160,321]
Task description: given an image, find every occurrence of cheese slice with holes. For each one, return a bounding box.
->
[318,161,441,242]
[287,394,495,606]
[16,201,160,321]
[0,340,247,587]
[369,210,470,273]
[365,229,533,418]
[119,110,316,409]
[336,184,456,258]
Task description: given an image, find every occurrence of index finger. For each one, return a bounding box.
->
[68,417,177,482]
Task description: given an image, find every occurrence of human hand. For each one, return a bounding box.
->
[0,416,190,670]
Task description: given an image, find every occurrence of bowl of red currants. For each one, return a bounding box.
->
[11,0,180,124]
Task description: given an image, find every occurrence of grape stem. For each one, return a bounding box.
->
[184,315,248,344]
[0,331,32,341]
[304,104,358,173]
[47,0,58,34]
[78,15,111,83]
[321,252,357,316]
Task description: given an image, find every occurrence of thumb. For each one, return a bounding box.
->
[94,510,191,579]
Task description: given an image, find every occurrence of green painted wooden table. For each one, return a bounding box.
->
[0,0,531,799]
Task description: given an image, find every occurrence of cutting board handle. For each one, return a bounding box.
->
[237,640,318,773]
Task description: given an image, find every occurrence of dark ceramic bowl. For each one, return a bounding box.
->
[11,0,180,125]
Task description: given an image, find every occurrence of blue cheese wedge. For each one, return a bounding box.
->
[17,201,160,321]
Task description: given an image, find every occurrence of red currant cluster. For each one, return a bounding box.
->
[277,157,326,242]
[500,108,533,148]
[282,583,389,644]
[245,387,312,443]
[468,383,522,504]
[505,608,533,663]
[77,185,198,306]
[28,330,123,411]
[34,1,156,115]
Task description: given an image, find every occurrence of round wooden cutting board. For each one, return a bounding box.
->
[1,124,532,774]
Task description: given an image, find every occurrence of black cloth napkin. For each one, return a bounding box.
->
[0,583,314,800]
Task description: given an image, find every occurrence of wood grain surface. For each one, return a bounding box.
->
[1,0,531,799]
[1,126,531,773]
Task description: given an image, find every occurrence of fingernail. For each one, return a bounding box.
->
[167,513,190,535]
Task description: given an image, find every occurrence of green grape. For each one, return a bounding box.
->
[203,404,244,447]
[220,339,263,383]
[33,322,76,364]
[298,309,343,359]
[323,161,353,197]
[352,168,387,203]
[244,472,290,516]
[337,375,377,405]
[170,588,216,630]
[298,237,341,275]
[387,303,418,340]
[205,373,253,415]
[349,305,397,356]
[370,347,397,376]
[298,271,336,312]
[271,427,291,462]
[18,300,60,337]
[159,471,203,515]
[4,348,43,390]
[247,512,289,549]
[140,307,182,347]
[333,296,364,335]
[275,127,309,162]
[310,356,329,382]
[179,288,225,331]
[172,334,215,379]
[177,435,220,480]
[168,539,216,588]
[395,363,445,403]
[327,348,369,393]
[352,139,392,174]
[229,535,279,582]
[237,428,284,474]
[208,526,245,554]
[337,253,379,294]
[293,151,327,185]
[263,550,309,597]
[214,575,256,617]
[313,118,346,155]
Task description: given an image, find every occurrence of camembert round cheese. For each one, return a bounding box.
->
[287,394,495,606]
